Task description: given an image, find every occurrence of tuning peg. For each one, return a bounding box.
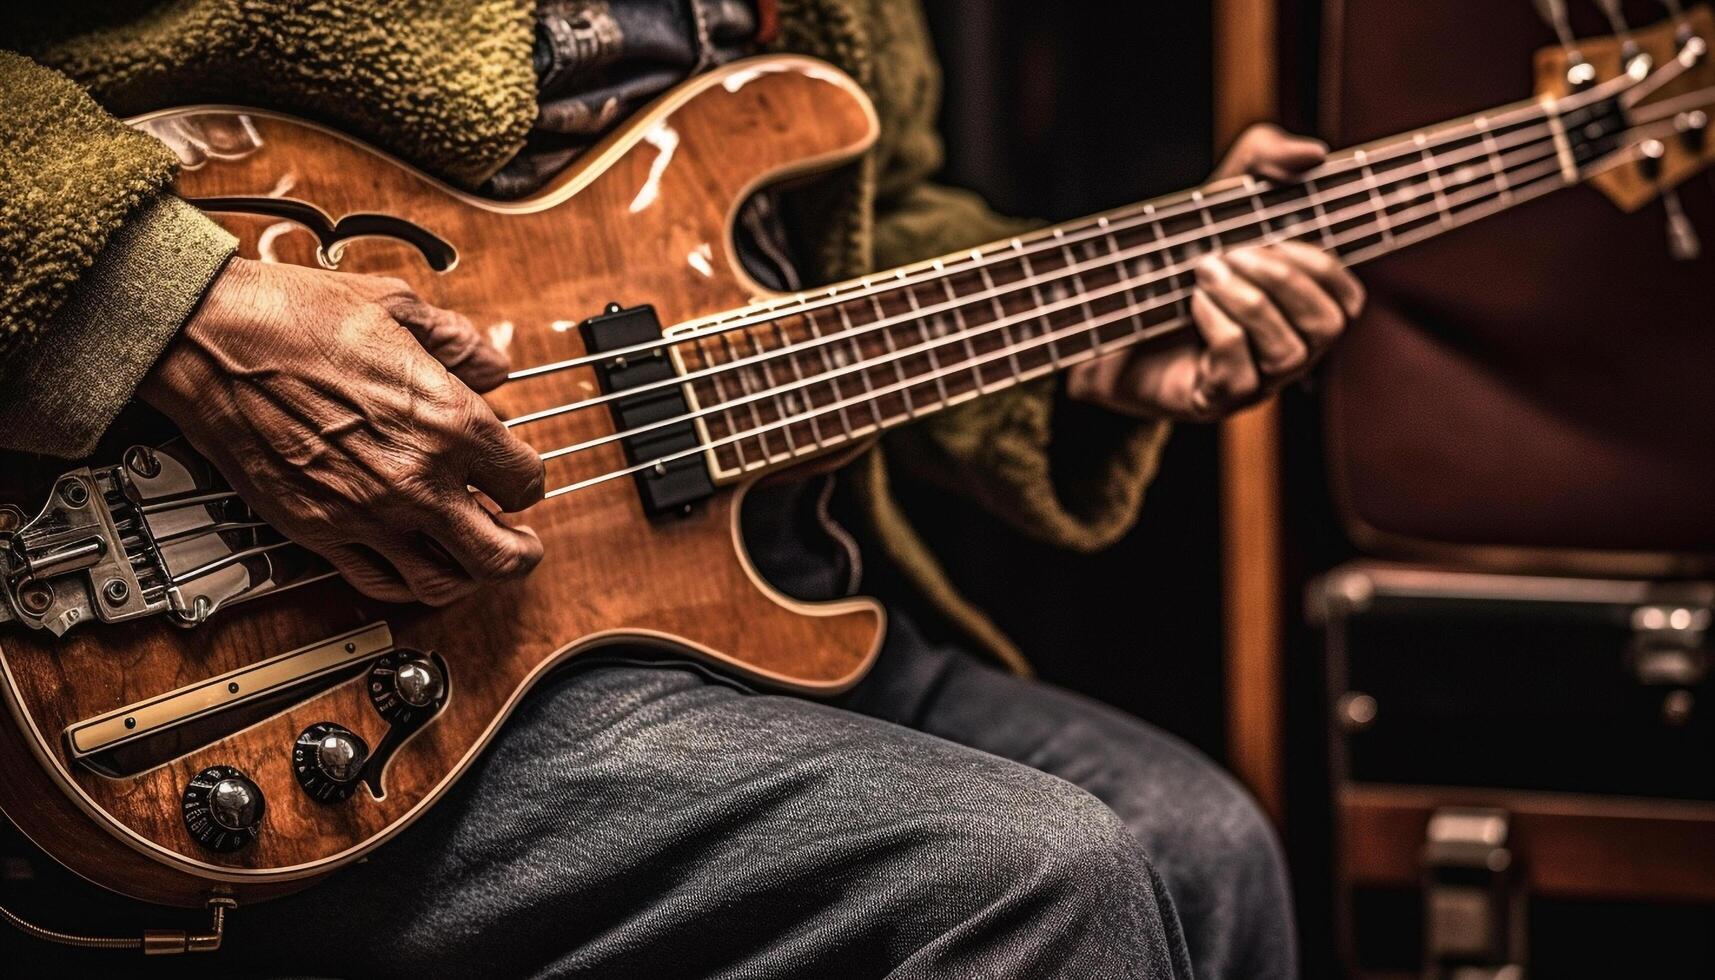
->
[1664,190,1702,261]
[1595,0,1640,59]
[1534,0,1597,86]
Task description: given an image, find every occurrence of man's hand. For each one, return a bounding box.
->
[1066,124,1366,421]
[140,257,545,607]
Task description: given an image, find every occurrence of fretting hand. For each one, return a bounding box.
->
[1066,124,1366,421]
[140,257,545,607]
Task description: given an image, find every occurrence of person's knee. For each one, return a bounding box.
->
[890,766,1180,972]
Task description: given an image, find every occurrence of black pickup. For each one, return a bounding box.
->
[580,304,715,519]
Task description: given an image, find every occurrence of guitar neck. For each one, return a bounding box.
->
[672,88,1627,482]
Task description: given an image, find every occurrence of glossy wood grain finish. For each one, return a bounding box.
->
[0,56,884,907]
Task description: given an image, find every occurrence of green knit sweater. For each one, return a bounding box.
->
[0,0,1169,668]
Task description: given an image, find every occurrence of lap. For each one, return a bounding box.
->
[220,661,1185,979]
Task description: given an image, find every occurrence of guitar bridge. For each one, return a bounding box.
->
[0,444,326,636]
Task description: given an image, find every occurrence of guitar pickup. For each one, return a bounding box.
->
[580,304,715,519]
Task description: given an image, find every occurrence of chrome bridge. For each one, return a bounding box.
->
[0,443,326,636]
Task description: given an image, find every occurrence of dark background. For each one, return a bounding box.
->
[913,0,1228,755]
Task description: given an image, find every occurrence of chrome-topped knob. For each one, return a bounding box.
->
[293,723,370,803]
[395,658,444,707]
[316,730,368,783]
[208,776,262,832]
[183,766,265,851]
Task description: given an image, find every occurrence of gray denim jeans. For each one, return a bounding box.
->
[7,611,1293,979]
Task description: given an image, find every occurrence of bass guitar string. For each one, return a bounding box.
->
[540,154,1576,500]
[534,132,1567,466]
[502,96,1576,383]
[506,117,1563,434]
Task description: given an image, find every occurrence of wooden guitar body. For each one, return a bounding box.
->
[0,56,885,908]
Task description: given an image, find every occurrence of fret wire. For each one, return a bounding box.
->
[1100,216,1149,348]
[868,294,918,417]
[719,332,776,463]
[1476,116,1515,203]
[742,326,800,456]
[831,301,887,431]
[541,160,1570,497]
[1056,229,1102,357]
[1013,244,1061,370]
[898,278,954,407]
[1246,176,1274,238]
[1354,150,1395,244]
[937,271,991,394]
[698,337,750,470]
[801,308,860,438]
[1414,132,1455,226]
[767,315,826,448]
[1302,176,1338,251]
[976,260,1027,383]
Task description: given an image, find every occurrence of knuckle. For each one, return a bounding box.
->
[1262,342,1308,374]
[416,575,469,608]
[1237,292,1270,318]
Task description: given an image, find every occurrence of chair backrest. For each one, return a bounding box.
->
[1321,0,1715,575]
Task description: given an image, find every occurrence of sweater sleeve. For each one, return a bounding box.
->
[857,0,1172,553]
[0,51,236,458]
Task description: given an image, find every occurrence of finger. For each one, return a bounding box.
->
[1196,254,1308,377]
[429,496,545,584]
[1112,335,1205,421]
[1225,246,1348,356]
[1190,291,1260,414]
[466,411,546,512]
[1271,240,1367,319]
[1215,124,1329,181]
[369,279,511,392]
[320,543,416,604]
[375,540,481,608]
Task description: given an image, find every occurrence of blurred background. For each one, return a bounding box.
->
[900,0,1715,975]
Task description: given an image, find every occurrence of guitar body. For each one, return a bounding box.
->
[0,56,884,907]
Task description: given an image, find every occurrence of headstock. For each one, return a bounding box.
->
[1535,3,1715,213]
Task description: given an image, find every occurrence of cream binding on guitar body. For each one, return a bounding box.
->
[2,8,1712,920]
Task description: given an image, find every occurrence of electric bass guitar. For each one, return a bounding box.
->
[2,7,1711,937]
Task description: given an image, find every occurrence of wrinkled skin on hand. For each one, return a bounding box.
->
[1066,123,1367,422]
[140,257,545,606]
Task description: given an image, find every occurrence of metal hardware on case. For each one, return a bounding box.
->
[1336,691,1379,732]
[0,443,333,635]
[1423,807,1526,979]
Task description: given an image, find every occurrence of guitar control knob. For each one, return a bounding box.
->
[395,658,444,707]
[210,777,261,831]
[293,723,369,803]
[368,650,449,726]
[182,765,264,852]
[317,730,366,781]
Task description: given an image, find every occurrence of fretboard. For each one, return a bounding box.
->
[671,88,1627,481]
